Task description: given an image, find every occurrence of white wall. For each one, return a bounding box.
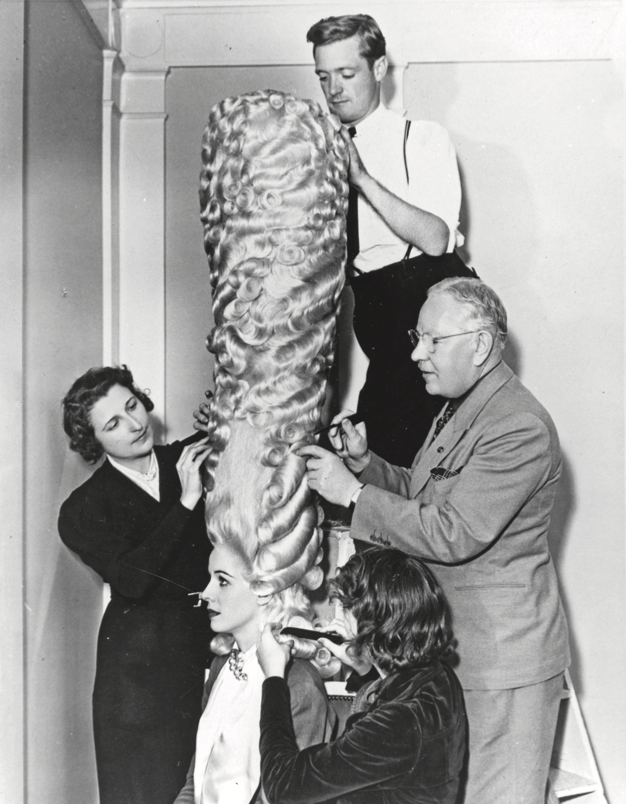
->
[407,58,625,801]
[163,50,625,804]
[21,2,104,802]
[0,2,26,800]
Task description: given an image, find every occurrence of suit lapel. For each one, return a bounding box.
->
[409,362,514,497]
[410,410,450,493]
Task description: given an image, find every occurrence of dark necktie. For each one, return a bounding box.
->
[431,402,457,444]
[346,126,360,266]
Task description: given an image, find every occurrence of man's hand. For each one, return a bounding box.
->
[339,126,368,190]
[327,410,371,475]
[298,444,362,507]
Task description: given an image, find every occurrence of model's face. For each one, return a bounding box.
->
[201,545,261,651]
[314,36,385,125]
[89,384,153,468]
[411,294,480,399]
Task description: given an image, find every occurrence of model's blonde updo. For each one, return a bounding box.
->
[199,89,348,595]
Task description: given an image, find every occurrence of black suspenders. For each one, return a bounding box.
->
[403,119,413,260]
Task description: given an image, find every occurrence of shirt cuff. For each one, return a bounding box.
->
[349,484,364,511]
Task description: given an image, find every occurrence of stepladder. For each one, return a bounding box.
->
[548,670,607,803]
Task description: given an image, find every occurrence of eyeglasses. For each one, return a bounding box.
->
[407,328,483,354]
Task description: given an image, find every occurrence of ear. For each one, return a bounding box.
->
[373,55,387,83]
[472,330,495,367]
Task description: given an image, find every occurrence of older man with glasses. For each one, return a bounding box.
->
[300,277,570,804]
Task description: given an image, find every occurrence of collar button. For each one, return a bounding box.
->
[437,446,444,453]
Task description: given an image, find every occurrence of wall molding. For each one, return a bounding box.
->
[107,1,624,71]
[117,68,168,416]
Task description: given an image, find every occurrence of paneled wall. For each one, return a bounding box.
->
[0,2,105,802]
[159,8,624,803]
[23,2,105,800]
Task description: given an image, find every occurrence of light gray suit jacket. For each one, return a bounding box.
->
[352,361,570,690]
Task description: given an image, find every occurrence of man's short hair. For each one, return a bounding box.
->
[428,277,508,347]
[306,14,386,69]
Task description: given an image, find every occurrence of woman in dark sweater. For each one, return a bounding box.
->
[58,365,212,804]
[257,548,467,804]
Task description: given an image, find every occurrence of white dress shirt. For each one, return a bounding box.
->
[352,103,463,273]
[339,104,464,410]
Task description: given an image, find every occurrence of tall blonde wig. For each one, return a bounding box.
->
[199,89,348,596]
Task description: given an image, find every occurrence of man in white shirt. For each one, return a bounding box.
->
[307,14,471,467]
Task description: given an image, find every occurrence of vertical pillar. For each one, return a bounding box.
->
[102,49,122,366]
[118,69,169,423]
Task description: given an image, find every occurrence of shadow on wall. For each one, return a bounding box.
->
[548,452,580,691]
[505,332,580,690]
[30,543,101,802]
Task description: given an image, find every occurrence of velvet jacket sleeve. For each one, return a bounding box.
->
[58,434,204,599]
[174,658,336,804]
[260,677,422,803]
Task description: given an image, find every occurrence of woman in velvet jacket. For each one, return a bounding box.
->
[58,365,212,804]
[257,548,467,804]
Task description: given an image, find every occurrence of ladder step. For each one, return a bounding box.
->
[549,767,599,798]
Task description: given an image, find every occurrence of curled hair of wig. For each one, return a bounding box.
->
[199,89,347,594]
[332,548,455,674]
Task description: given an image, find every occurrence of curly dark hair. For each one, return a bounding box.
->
[61,365,154,464]
[332,548,454,675]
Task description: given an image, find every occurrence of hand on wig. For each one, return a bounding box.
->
[319,637,373,676]
[298,445,362,508]
[327,410,371,475]
[317,617,373,677]
[339,126,369,191]
[257,623,291,679]
[192,397,213,434]
[177,437,212,510]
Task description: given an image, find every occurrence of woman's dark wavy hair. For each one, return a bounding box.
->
[332,548,454,675]
[61,365,154,464]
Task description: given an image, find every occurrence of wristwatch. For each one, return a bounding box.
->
[349,484,364,511]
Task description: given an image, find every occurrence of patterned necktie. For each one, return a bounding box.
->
[431,402,457,444]
[346,126,360,266]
